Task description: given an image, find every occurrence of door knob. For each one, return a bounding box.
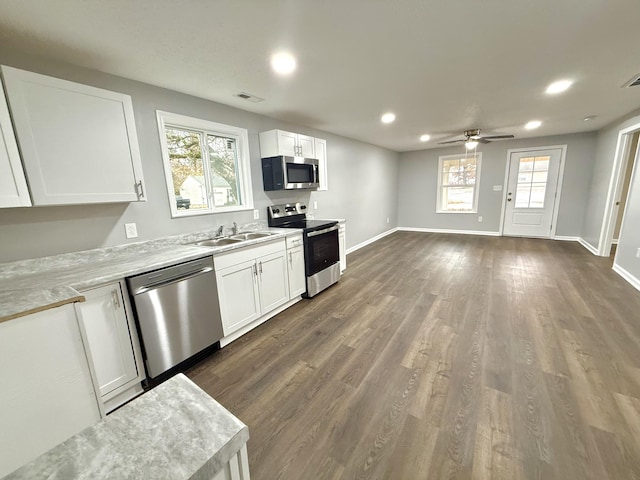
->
[508,198,512,202]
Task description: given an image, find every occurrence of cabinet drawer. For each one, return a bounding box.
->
[286,234,303,249]
[214,239,285,271]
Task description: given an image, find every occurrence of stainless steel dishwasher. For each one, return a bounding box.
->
[127,256,223,379]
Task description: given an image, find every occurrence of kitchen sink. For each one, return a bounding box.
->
[231,232,275,240]
[193,237,244,247]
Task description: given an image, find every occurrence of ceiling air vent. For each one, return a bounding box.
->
[622,74,640,88]
[235,92,264,103]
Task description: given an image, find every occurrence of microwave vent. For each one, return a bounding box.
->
[235,92,264,103]
[622,74,640,88]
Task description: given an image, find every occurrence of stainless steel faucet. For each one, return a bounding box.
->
[232,221,238,235]
[215,225,224,237]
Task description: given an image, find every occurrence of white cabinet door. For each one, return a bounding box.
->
[0,304,101,477]
[217,259,261,335]
[77,283,140,399]
[297,134,315,158]
[257,250,289,314]
[287,246,306,298]
[314,137,328,191]
[0,77,30,208]
[1,66,145,205]
[276,130,298,157]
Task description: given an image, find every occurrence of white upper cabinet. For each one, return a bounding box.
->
[1,66,146,205]
[314,137,328,191]
[0,77,31,208]
[259,129,315,158]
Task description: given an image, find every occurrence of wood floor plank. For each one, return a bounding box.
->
[185,232,640,479]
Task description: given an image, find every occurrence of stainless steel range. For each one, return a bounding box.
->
[268,203,340,297]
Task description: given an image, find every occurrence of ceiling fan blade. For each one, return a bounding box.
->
[437,139,465,144]
[477,138,491,144]
[480,135,514,140]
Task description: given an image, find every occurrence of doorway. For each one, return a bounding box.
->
[598,121,640,257]
[501,146,566,238]
[610,132,638,251]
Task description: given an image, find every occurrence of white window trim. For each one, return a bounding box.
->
[157,110,254,218]
[436,152,482,214]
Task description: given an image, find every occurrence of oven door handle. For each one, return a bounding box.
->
[307,225,339,237]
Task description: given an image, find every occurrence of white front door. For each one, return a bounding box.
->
[503,148,562,238]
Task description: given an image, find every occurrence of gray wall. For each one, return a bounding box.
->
[397,133,597,236]
[0,50,399,262]
[581,108,640,249]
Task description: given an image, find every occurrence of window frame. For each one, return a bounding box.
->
[436,152,482,214]
[157,110,254,218]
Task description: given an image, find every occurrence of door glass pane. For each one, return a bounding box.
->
[207,135,241,207]
[532,170,548,183]
[518,157,535,172]
[442,186,474,211]
[518,171,533,183]
[164,127,209,211]
[515,184,531,208]
[530,183,547,208]
[534,156,550,171]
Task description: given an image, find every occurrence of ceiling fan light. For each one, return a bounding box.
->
[465,140,479,150]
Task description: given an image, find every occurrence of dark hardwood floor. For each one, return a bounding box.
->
[187,232,640,479]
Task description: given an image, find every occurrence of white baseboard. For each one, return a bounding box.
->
[397,227,500,236]
[612,263,640,292]
[346,228,398,255]
[578,238,599,255]
[553,236,580,241]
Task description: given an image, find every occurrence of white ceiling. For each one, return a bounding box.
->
[1,0,640,152]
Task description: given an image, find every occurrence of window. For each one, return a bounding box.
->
[157,111,253,217]
[437,153,481,213]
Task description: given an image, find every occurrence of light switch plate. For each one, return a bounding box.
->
[253,209,259,220]
[493,185,503,191]
[125,223,138,239]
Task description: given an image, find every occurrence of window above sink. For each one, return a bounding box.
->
[157,111,254,218]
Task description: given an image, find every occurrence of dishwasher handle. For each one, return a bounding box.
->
[129,264,214,295]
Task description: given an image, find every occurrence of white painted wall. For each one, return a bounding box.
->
[0,49,399,262]
[397,133,597,236]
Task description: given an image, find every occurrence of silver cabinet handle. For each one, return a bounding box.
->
[253,264,258,276]
[112,289,120,309]
[289,251,292,264]
[259,261,263,274]
[136,180,145,199]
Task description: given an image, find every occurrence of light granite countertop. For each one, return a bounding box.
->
[2,374,249,480]
[0,227,299,323]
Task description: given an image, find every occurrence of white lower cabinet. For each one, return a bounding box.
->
[215,239,289,337]
[0,304,101,477]
[286,234,306,298]
[213,444,251,480]
[76,281,144,413]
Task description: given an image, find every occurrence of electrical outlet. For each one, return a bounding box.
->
[253,209,259,220]
[124,223,138,239]
[636,248,640,259]
[313,201,318,210]
[478,216,483,222]
[386,217,390,224]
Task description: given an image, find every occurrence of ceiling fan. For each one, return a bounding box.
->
[438,129,514,150]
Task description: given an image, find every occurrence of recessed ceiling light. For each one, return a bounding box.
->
[270,52,296,75]
[420,134,431,142]
[525,120,542,130]
[546,80,573,94]
[381,113,396,124]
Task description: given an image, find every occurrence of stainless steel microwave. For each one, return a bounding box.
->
[262,156,319,190]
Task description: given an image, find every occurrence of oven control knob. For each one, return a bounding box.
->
[300,205,306,210]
